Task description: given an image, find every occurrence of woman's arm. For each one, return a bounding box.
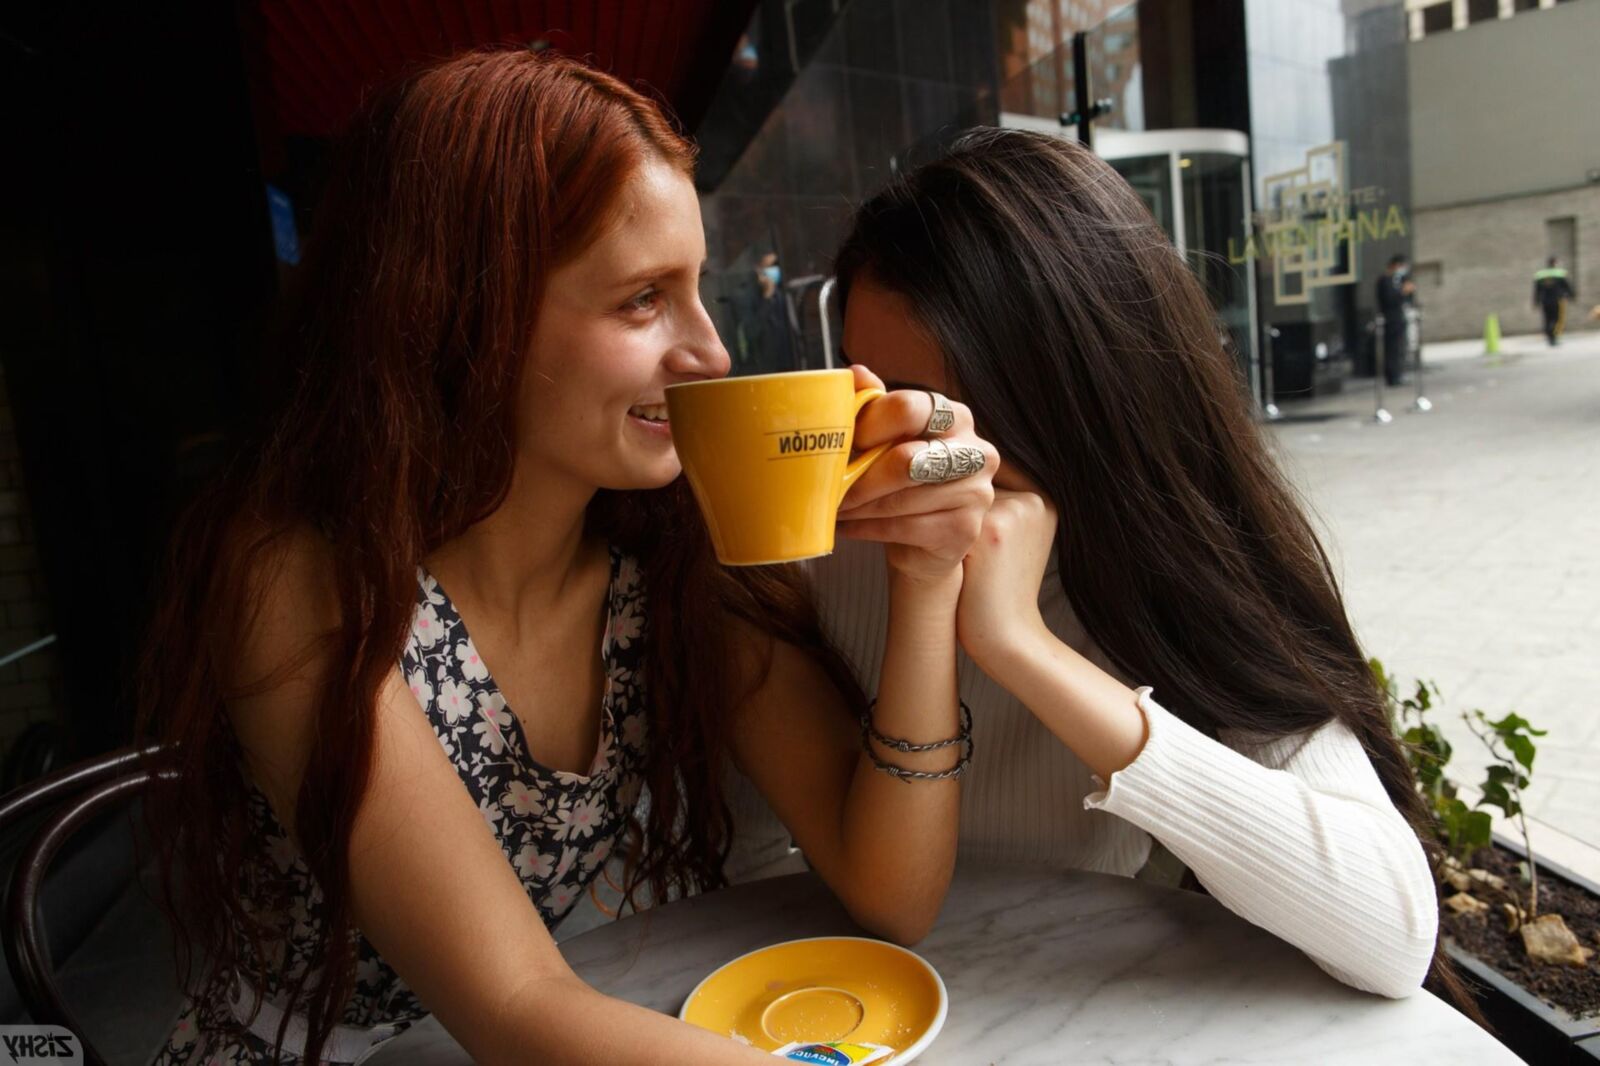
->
[958,494,1437,998]
[347,671,780,1063]
[1086,693,1437,998]
[729,373,997,945]
[727,570,962,946]
[231,533,773,1065]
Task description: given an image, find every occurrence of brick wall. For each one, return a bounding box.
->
[0,362,66,766]
[1411,184,1600,342]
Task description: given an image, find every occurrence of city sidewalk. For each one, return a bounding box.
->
[1420,327,1593,366]
[1268,327,1600,880]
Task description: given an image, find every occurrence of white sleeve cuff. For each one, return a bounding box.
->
[1083,686,1172,812]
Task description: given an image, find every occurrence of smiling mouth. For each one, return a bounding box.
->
[628,403,669,423]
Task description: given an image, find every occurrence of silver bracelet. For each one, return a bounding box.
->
[860,698,972,752]
[863,742,972,782]
[860,699,973,782]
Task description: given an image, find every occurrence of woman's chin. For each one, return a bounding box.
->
[606,456,683,492]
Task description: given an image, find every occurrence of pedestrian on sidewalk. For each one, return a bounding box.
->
[1376,253,1414,384]
[1533,255,1575,346]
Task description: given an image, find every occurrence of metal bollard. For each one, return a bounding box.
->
[1409,306,1432,413]
[1373,315,1392,424]
[1261,327,1281,421]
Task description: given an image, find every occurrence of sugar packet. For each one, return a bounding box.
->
[770,1041,895,1064]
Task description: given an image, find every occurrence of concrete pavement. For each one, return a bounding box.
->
[1269,330,1600,879]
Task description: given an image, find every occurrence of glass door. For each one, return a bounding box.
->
[1095,129,1259,404]
[1111,153,1174,235]
[1181,151,1256,388]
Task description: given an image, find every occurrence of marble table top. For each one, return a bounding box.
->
[377,863,1520,1064]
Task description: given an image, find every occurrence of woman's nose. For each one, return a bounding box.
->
[668,297,732,380]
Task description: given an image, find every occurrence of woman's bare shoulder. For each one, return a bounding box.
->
[220,519,342,694]
[216,520,351,813]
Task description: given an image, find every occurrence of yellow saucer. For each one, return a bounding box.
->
[679,936,947,1061]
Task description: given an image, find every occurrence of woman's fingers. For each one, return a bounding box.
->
[836,506,988,560]
[853,389,974,451]
[836,477,993,523]
[850,363,886,394]
[837,438,996,572]
[840,436,999,512]
[836,380,999,581]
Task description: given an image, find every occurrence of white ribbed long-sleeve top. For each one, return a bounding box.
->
[725,539,1438,998]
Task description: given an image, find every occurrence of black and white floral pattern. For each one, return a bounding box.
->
[152,548,648,1064]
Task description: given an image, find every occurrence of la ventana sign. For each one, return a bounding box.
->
[1238,141,1408,306]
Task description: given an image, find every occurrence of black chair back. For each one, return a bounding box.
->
[0,745,173,1066]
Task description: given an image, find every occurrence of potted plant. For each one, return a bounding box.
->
[1375,661,1600,1063]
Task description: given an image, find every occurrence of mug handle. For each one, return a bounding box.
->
[840,386,892,496]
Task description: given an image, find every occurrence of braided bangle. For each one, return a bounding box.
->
[860,698,973,753]
[859,698,973,782]
[863,737,972,782]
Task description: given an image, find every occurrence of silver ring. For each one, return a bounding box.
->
[908,438,987,484]
[923,391,956,436]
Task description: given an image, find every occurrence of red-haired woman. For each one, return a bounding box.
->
[139,49,996,1065]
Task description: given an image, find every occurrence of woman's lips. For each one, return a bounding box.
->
[627,402,669,423]
[626,402,671,437]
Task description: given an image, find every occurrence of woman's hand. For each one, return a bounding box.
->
[957,489,1058,669]
[837,365,998,586]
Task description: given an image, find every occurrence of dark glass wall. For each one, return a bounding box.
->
[697,0,1002,374]
[989,0,1419,402]
[1246,0,1414,398]
[1330,4,1415,379]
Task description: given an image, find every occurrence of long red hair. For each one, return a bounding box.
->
[136,48,858,1063]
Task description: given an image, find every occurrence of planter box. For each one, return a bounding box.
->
[1444,834,1600,1065]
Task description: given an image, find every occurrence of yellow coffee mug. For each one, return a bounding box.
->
[666,369,890,566]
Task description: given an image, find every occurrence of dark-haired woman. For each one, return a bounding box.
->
[139,51,997,1065]
[737,127,1446,1002]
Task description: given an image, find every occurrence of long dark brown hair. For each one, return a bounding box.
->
[835,127,1478,1014]
[135,48,856,1063]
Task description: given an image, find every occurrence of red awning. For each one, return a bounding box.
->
[242,0,756,139]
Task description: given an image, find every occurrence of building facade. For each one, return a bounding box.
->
[701,0,1595,397]
[1405,0,1600,339]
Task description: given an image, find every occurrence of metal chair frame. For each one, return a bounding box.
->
[0,744,173,1066]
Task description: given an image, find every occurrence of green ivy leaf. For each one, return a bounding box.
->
[1412,681,1433,713]
[1436,799,1493,862]
[1505,734,1536,771]
[1479,768,1514,816]
[1463,810,1493,852]
[1489,712,1547,738]
[1478,783,1520,818]
[1430,728,1453,765]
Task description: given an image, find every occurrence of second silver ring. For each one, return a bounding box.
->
[923,391,956,437]
[909,437,987,484]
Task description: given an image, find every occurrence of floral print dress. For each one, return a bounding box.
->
[152,548,650,1064]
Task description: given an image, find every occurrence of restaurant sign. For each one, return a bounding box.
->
[1228,141,1407,306]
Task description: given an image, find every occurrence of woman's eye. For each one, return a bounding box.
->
[624,289,660,313]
